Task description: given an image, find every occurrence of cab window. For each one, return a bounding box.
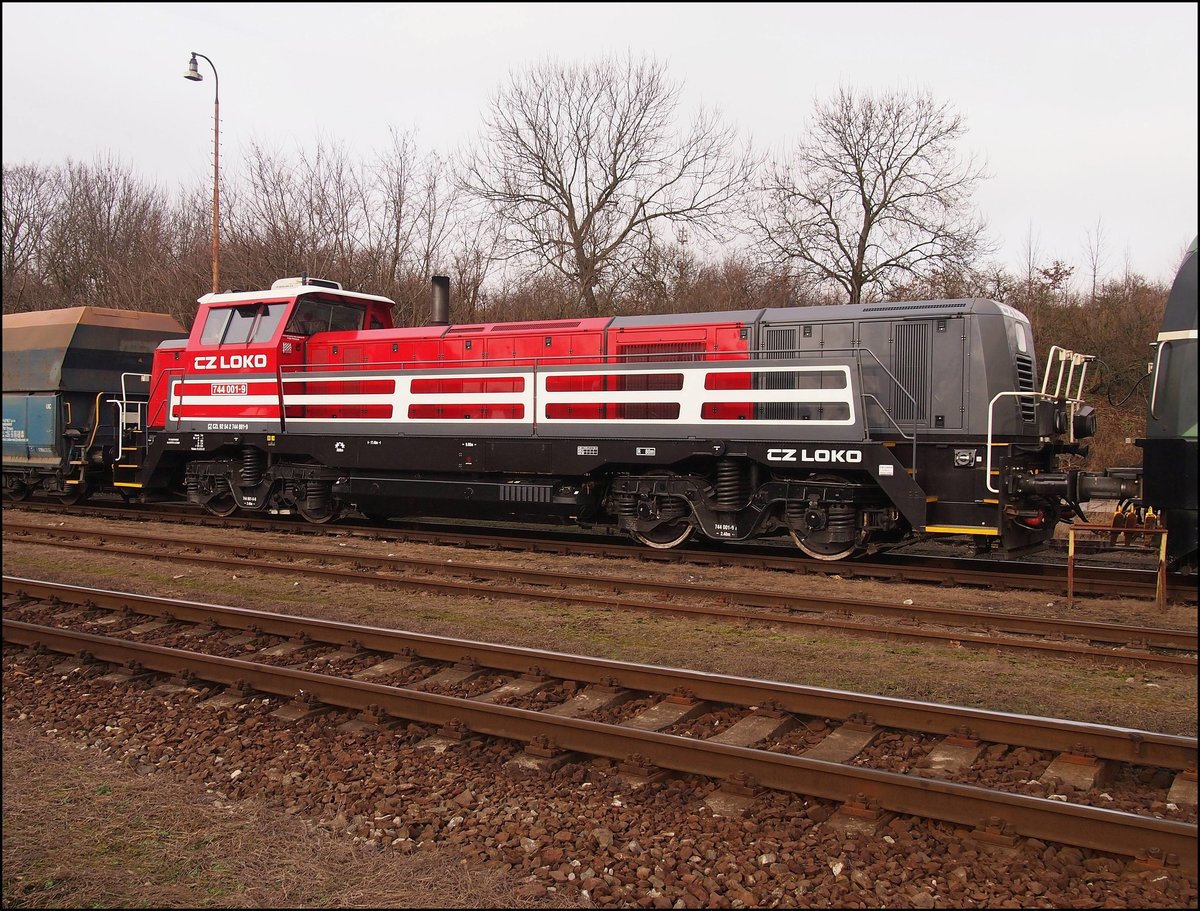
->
[285,298,366,336]
[200,308,232,345]
[222,305,259,344]
[198,303,288,345]
[251,303,287,341]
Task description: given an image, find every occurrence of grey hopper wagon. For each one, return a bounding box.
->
[3,307,186,501]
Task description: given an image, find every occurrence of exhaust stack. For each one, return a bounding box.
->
[430,275,450,326]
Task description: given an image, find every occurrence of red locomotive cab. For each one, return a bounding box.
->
[150,278,396,431]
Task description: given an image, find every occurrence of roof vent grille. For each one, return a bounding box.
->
[272,276,343,290]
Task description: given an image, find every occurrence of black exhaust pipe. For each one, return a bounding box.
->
[430,275,450,326]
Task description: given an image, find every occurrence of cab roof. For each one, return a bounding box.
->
[197,281,395,309]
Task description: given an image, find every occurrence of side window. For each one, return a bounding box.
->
[286,301,328,337]
[284,299,366,335]
[329,304,365,332]
[200,308,232,345]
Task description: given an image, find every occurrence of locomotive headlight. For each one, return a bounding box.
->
[1072,404,1097,440]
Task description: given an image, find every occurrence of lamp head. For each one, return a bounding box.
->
[184,54,202,81]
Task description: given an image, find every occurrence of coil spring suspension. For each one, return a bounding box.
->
[825,504,857,541]
[616,492,638,518]
[185,472,201,504]
[658,496,689,520]
[716,460,744,509]
[302,481,331,512]
[240,448,266,487]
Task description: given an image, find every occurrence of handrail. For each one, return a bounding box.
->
[276,362,287,433]
[986,345,1099,495]
[1149,339,1173,420]
[984,390,1059,494]
[1040,345,1094,400]
[110,372,152,465]
[860,393,916,441]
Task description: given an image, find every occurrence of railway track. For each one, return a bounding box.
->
[5,518,1196,671]
[3,500,1194,602]
[3,577,1195,874]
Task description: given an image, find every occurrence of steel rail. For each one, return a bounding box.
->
[5,526,1195,671]
[6,576,1194,770]
[5,501,1192,601]
[5,518,1192,652]
[5,618,1194,873]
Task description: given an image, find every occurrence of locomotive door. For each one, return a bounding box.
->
[277,331,308,422]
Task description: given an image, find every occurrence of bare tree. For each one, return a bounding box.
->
[1021,222,1042,301]
[1082,216,1107,303]
[755,87,990,305]
[229,137,380,288]
[2,163,60,310]
[459,55,754,316]
[448,206,501,324]
[368,131,464,324]
[35,157,172,310]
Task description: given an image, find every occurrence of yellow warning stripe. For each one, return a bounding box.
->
[925,525,1000,536]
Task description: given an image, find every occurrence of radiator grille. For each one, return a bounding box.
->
[863,302,966,313]
[1015,354,1037,422]
[492,321,581,332]
[758,328,798,419]
[616,341,705,363]
[762,326,799,356]
[892,322,930,421]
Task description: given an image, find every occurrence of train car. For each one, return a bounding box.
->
[2,307,186,503]
[110,274,1120,560]
[1138,237,1198,571]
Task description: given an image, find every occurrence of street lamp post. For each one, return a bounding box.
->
[184,52,220,295]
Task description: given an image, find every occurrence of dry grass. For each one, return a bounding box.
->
[2,514,1196,907]
[3,535,1196,735]
[1,723,566,909]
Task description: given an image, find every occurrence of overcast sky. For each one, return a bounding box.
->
[3,2,1196,284]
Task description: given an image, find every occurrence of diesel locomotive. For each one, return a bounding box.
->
[3,274,1147,561]
[1136,237,1198,571]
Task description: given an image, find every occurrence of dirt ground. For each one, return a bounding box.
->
[1,722,567,909]
[3,508,1197,907]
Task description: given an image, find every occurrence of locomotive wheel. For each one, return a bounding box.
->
[4,482,32,502]
[58,484,91,506]
[298,500,338,524]
[203,493,238,517]
[787,527,860,561]
[786,473,861,561]
[631,520,695,550]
